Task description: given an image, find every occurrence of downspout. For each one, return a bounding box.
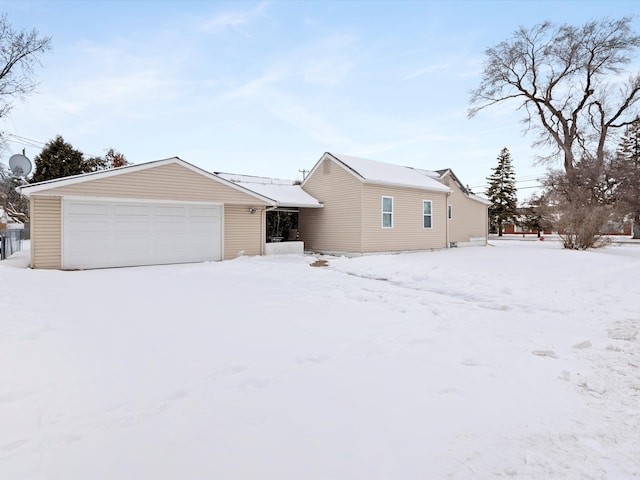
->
[445,192,450,248]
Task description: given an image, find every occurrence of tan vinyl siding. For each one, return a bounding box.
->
[300,158,363,252]
[28,163,270,269]
[224,205,263,259]
[43,163,263,205]
[24,164,265,268]
[361,185,448,252]
[446,178,489,244]
[30,195,62,269]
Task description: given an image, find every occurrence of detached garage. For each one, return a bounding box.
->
[18,157,274,270]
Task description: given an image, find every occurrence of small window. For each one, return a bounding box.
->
[448,205,453,220]
[382,196,393,228]
[423,200,433,229]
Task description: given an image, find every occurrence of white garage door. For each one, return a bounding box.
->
[63,198,223,269]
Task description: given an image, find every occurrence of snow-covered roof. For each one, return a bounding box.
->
[215,173,323,208]
[16,157,275,205]
[468,193,492,206]
[319,153,452,193]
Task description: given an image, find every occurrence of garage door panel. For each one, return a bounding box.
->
[155,223,185,234]
[192,207,220,218]
[113,220,151,233]
[190,222,219,233]
[66,220,111,234]
[114,204,150,216]
[63,200,222,269]
[66,203,110,216]
[155,206,186,216]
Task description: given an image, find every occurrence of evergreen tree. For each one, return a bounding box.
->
[615,118,640,238]
[31,137,130,183]
[486,147,518,236]
[31,136,87,183]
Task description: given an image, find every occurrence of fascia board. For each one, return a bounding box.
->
[363,179,452,194]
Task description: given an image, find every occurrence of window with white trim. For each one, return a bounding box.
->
[382,196,393,228]
[423,200,433,228]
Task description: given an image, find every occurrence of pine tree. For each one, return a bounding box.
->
[31,136,87,183]
[486,147,518,236]
[615,118,640,238]
[31,137,130,183]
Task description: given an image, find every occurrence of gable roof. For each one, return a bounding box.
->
[305,152,451,193]
[16,157,275,204]
[433,168,492,206]
[434,168,469,194]
[214,172,323,208]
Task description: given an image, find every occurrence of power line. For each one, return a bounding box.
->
[470,178,544,190]
[3,132,47,148]
[2,131,105,159]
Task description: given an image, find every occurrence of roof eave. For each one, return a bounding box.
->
[363,179,451,194]
[17,157,181,196]
[17,157,276,206]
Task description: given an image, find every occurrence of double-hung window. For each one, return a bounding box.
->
[382,196,393,228]
[423,200,433,229]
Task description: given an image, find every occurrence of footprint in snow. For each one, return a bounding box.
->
[461,357,480,366]
[207,365,246,382]
[297,355,330,365]
[608,321,638,341]
[532,350,558,359]
[1,438,29,453]
[164,388,189,402]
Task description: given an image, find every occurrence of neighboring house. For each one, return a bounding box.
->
[0,207,26,260]
[299,152,490,255]
[0,207,24,230]
[17,157,322,270]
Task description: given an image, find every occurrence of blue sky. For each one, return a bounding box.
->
[1,0,639,198]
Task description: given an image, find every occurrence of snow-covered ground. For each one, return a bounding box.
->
[1,240,639,479]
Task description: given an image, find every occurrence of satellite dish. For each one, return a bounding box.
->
[9,154,32,178]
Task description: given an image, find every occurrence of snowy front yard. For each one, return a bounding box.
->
[1,240,639,479]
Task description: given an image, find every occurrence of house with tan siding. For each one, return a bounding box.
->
[431,169,491,247]
[299,152,490,255]
[16,153,488,270]
[17,157,322,270]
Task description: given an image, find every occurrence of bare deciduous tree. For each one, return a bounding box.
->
[104,148,129,168]
[543,161,616,249]
[469,17,640,173]
[0,13,52,120]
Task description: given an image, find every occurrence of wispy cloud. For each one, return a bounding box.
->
[222,68,288,101]
[403,63,451,80]
[262,91,355,148]
[200,1,269,34]
[301,34,356,88]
